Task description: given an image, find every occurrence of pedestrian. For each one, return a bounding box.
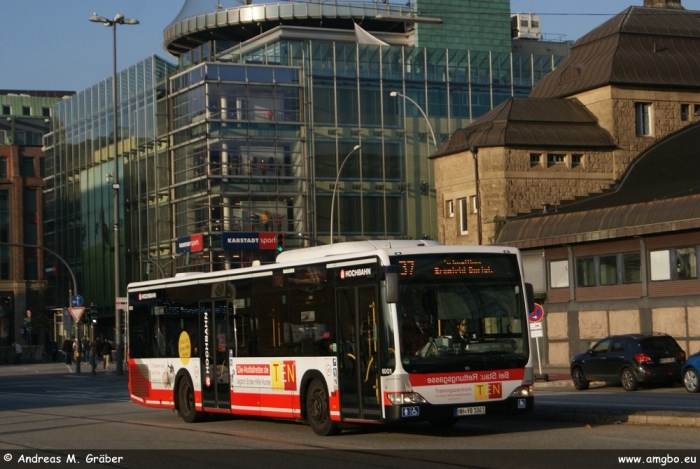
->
[101,339,113,371]
[261,211,271,231]
[94,338,102,365]
[12,341,22,364]
[62,338,73,365]
[82,336,90,364]
[49,340,58,362]
[90,339,99,375]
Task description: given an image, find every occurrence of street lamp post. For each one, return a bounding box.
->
[390,91,437,239]
[90,13,139,376]
[329,145,361,245]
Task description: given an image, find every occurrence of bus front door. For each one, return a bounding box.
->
[200,300,233,411]
[337,286,381,421]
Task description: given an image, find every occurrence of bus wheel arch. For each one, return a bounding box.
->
[301,372,340,436]
[174,371,208,423]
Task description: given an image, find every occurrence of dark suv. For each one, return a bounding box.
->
[570,333,686,391]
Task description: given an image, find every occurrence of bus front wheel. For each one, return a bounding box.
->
[306,378,340,436]
[177,376,208,423]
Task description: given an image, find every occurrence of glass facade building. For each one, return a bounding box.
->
[44,1,566,318]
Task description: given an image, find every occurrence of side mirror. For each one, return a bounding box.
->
[525,283,535,313]
[383,265,400,304]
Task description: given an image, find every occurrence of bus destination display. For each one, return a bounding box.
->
[398,258,504,277]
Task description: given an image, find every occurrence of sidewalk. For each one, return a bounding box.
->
[0,360,128,378]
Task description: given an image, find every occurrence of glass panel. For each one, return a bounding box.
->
[623,252,641,284]
[650,250,671,281]
[676,247,697,280]
[549,259,569,288]
[576,257,595,287]
[599,255,618,285]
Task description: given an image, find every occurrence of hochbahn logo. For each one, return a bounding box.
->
[340,267,372,279]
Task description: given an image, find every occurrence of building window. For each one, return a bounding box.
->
[0,130,5,145]
[1,105,10,115]
[695,104,700,117]
[23,189,37,214]
[571,154,583,167]
[599,255,618,285]
[676,247,697,280]
[469,195,478,213]
[681,104,690,121]
[24,223,37,245]
[530,153,541,166]
[446,200,454,218]
[576,257,596,287]
[549,259,569,288]
[0,190,8,280]
[649,250,671,281]
[42,107,51,117]
[22,106,31,116]
[0,158,6,178]
[458,198,468,234]
[20,157,35,177]
[547,154,565,166]
[623,252,641,284]
[635,102,651,136]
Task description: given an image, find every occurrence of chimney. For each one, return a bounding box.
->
[643,0,685,9]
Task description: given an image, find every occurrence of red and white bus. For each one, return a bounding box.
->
[126,240,535,435]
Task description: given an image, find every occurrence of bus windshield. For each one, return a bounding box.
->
[392,253,529,373]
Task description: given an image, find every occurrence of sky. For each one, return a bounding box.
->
[2,0,700,93]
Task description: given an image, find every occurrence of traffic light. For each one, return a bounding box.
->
[276,233,284,253]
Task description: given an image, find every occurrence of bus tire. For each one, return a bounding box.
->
[177,376,208,423]
[306,378,340,436]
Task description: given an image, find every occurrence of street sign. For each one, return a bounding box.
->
[530,329,544,338]
[529,321,542,330]
[69,307,85,322]
[528,303,544,323]
[116,297,128,311]
[71,294,84,307]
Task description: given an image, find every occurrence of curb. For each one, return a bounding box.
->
[627,414,700,427]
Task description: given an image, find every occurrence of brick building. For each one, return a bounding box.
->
[0,90,73,348]
[431,0,700,363]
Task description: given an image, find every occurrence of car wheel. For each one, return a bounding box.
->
[683,367,700,393]
[571,367,590,391]
[306,378,341,436]
[620,367,639,391]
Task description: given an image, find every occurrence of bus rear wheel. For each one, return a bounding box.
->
[177,376,208,423]
[306,378,340,436]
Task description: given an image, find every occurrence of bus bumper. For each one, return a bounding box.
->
[385,396,534,423]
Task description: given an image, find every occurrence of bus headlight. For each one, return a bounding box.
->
[386,392,427,405]
[510,385,533,397]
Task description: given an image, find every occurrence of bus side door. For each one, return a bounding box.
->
[200,300,234,410]
[337,285,381,421]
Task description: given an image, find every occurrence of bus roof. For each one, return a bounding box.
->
[274,239,442,263]
[127,240,521,291]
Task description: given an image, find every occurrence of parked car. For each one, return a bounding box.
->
[681,351,700,393]
[570,333,686,391]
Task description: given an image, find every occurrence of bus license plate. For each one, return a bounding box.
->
[660,357,675,364]
[454,406,485,416]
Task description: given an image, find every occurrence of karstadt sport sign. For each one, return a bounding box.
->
[222,232,278,250]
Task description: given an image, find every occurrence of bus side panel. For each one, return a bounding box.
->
[129,358,203,410]
[229,356,339,420]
